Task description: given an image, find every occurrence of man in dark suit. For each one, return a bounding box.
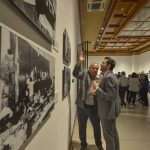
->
[73,54,103,150]
[91,57,121,150]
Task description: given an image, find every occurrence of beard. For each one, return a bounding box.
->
[100,66,105,72]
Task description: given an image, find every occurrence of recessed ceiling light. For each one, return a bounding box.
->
[121,8,124,11]
[123,13,127,17]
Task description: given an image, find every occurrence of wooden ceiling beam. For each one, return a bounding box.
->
[94,0,149,55]
[109,24,120,27]
[114,14,128,18]
[105,32,114,34]
[88,51,132,56]
[114,0,149,37]
[118,36,150,39]
[132,41,150,51]
[122,0,139,2]
[93,0,117,49]
[88,49,149,56]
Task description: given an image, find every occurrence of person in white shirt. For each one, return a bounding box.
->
[119,71,129,108]
[128,72,140,106]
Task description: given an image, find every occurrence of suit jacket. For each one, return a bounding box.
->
[96,71,121,120]
[72,64,98,108]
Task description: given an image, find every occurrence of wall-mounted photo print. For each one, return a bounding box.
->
[62,66,71,98]
[9,0,57,44]
[63,29,71,64]
[0,24,55,150]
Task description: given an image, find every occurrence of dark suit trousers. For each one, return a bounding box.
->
[141,90,149,106]
[101,118,120,150]
[128,91,137,105]
[77,106,102,147]
[119,86,128,105]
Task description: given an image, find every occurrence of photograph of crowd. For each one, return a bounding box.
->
[0,25,55,150]
[63,29,71,64]
[62,66,71,98]
[10,0,57,44]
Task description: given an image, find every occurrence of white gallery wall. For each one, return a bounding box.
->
[134,51,150,73]
[89,51,150,75]
[88,56,133,75]
[0,0,80,150]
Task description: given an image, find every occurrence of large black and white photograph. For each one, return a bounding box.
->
[63,29,71,64]
[9,0,57,44]
[62,66,71,98]
[0,25,55,150]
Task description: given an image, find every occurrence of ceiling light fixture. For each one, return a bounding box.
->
[121,8,124,11]
[123,13,127,17]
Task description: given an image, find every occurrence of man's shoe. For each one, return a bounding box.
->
[80,145,87,150]
[80,147,87,150]
[98,146,104,150]
[132,104,136,107]
[124,103,126,108]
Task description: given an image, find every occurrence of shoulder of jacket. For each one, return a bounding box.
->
[106,72,115,77]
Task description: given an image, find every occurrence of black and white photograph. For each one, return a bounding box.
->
[0,24,55,150]
[63,29,71,64]
[9,0,57,44]
[62,66,71,98]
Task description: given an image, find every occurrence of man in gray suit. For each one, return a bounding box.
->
[73,54,103,150]
[91,57,121,150]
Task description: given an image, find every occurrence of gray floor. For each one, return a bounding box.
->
[71,98,150,150]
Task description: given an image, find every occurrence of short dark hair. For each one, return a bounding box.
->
[121,71,126,75]
[104,57,116,71]
[131,72,137,78]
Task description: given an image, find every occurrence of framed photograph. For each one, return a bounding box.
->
[62,66,71,98]
[9,0,57,44]
[0,23,55,150]
[63,29,71,65]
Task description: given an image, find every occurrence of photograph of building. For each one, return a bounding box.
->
[10,0,57,44]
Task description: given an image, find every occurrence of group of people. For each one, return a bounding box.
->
[73,54,121,150]
[118,71,149,108]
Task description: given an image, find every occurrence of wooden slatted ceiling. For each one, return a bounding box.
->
[90,0,150,56]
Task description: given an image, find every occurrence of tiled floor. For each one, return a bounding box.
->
[71,100,150,150]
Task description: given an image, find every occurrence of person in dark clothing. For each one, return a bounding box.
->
[141,75,149,106]
[72,54,103,150]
